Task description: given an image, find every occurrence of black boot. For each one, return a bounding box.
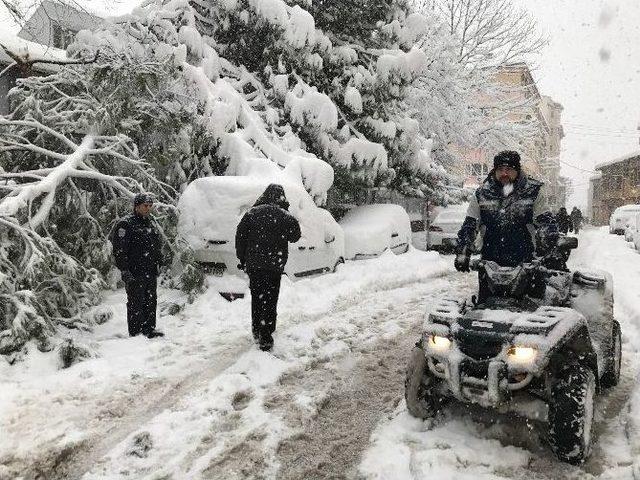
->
[144,329,165,338]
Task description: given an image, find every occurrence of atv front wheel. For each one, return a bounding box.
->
[405,340,445,419]
[548,364,596,464]
[601,320,622,388]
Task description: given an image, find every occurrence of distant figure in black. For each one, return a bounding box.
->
[111,193,164,338]
[235,184,301,351]
[570,207,583,234]
[555,207,571,234]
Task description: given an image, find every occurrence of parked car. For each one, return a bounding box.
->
[339,204,411,260]
[426,204,469,252]
[177,176,345,278]
[625,221,635,242]
[631,212,640,250]
[609,204,640,235]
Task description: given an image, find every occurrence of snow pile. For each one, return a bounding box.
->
[285,82,338,132]
[376,47,427,83]
[339,204,411,259]
[0,32,67,67]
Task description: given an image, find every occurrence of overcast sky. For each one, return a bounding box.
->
[2,0,640,209]
[513,0,640,209]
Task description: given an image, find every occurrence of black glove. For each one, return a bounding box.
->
[121,270,133,284]
[454,254,470,272]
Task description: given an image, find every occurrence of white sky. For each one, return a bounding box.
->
[514,0,640,210]
[2,0,640,210]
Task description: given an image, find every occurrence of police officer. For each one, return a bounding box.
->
[455,151,559,300]
[235,184,301,351]
[112,193,164,338]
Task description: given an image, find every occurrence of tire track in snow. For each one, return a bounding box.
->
[266,278,472,480]
[2,270,458,480]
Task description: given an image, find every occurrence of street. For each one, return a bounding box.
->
[2,227,640,479]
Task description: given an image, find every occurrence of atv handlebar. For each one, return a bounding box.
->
[470,258,559,277]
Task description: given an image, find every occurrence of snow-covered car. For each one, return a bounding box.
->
[426,204,468,252]
[631,212,640,250]
[625,222,635,242]
[339,204,411,260]
[177,176,345,278]
[609,204,640,235]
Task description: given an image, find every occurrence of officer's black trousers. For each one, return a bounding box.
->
[248,269,282,340]
[125,277,157,336]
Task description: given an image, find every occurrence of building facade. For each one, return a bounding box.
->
[590,152,640,225]
[451,63,567,210]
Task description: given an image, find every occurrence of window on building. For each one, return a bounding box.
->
[467,163,489,176]
[52,24,76,49]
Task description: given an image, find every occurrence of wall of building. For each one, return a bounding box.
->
[591,155,640,224]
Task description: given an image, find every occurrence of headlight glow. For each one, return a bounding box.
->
[507,346,537,363]
[428,335,451,352]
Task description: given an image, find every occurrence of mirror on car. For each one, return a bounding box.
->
[557,236,578,250]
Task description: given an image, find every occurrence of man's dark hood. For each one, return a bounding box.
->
[253,184,290,210]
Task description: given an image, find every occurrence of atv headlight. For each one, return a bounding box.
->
[428,335,451,352]
[507,346,537,363]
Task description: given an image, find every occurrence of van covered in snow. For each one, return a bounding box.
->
[178,176,345,278]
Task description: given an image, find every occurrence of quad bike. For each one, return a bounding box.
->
[405,237,621,464]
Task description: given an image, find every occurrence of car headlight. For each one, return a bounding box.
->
[428,335,451,352]
[507,346,537,363]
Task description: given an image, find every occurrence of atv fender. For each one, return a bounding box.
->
[548,325,600,391]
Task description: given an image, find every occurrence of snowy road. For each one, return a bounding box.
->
[3,228,640,479]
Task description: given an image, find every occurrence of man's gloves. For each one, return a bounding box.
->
[454,253,470,272]
[121,270,133,284]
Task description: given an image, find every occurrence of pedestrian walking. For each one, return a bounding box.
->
[570,207,583,233]
[555,207,571,234]
[235,184,301,351]
[111,193,165,338]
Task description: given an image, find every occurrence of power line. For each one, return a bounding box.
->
[559,159,597,174]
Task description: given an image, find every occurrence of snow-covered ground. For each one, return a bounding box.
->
[0,248,454,479]
[3,227,640,480]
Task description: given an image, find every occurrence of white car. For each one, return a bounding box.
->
[177,176,345,278]
[609,204,640,235]
[426,204,469,252]
[631,212,640,250]
[625,222,635,242]
[339,204,411,260]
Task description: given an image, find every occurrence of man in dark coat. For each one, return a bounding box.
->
[570,207,583,233]
[111,193,164,338]
[455,151,559,301]
[235,184,301,351]
[555,207,571,234]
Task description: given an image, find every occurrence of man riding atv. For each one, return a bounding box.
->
[404,150,622,464]
[455,150,561,300]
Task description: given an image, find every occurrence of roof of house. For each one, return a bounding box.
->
[595,150,640,171]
